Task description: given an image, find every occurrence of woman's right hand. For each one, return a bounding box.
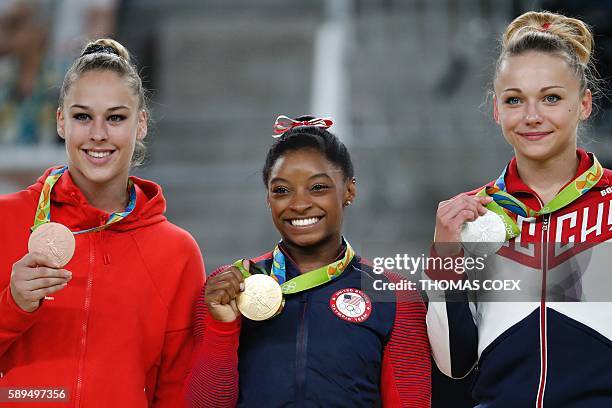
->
[434,194,492,256]
[10,252,72,313]
[205,262,247,323]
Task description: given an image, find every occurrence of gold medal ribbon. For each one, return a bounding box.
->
[234,240,355,295]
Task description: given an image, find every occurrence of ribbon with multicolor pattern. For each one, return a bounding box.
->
[234,239,355,295]
[477,153,603,239]
[32,166,137,235]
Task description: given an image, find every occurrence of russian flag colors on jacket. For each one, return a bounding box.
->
[186,248,431,407]
[427,149,612,407]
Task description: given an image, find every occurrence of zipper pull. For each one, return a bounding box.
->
[99,231,112,265]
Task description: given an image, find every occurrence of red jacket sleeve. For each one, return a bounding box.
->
[380,272,431,408]
[185,267,241,408]
[151,238,206,407]
[425,244,466,281]
[0,285,41,357]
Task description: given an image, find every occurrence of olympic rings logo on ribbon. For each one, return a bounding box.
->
[272,115,334,137]
[282,282,297,294]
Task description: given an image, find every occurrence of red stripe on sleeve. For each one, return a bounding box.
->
[185,266,241,408]
[381,271,431,408]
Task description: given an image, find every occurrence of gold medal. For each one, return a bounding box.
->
[28,222,75,267]
[237,274,283,321]
[233,240,355,320]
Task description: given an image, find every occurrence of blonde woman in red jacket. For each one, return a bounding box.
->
[0,39,205,407]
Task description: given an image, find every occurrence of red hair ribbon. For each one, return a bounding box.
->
[539,22,551,31]
[272,115,333,138]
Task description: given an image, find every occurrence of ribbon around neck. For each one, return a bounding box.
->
[477,153,603,239]
[234,240,355,295]
[32,166,137,235]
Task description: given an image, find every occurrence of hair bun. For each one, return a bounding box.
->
[80,38,131,62]
[503,11,593,65]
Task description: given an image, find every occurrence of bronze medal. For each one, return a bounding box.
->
[28,222,75,267]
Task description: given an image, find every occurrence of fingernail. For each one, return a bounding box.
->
[240,282,245,291]
[66,272,72,278]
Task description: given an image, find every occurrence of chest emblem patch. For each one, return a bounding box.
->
[329,288,372,323]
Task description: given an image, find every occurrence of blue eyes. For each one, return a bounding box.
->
[504,95,561,105]
[544,95,560,103]
[506,97,520,105]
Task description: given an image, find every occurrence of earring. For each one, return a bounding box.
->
[345,200,352,206]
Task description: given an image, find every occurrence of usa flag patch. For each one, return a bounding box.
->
[329,288,372,323]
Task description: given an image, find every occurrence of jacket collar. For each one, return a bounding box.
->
[27,166,166,232]
[491,148,611,195]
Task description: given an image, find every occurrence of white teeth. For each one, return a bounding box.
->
[86,150,112,158]
[291,217,320,227]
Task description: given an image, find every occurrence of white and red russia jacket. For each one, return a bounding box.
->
[427,149,612,407]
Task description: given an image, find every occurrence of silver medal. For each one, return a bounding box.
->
[460,210,507,256]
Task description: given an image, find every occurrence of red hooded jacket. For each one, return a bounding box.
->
[0,168,205,407]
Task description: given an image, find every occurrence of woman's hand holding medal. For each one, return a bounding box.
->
[434,194,493,256]
[10,221,75,312]
[205,261,247,323]
[10,252,72,313]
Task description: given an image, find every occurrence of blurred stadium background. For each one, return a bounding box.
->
[4,0,612,269]
[1,1,611,405]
